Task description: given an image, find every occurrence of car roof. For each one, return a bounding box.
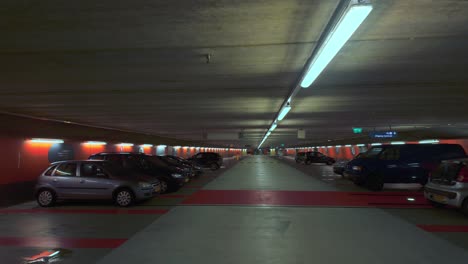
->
[50,160,108,165]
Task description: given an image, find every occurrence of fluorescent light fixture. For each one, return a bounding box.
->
[277,102,291,121]
[345,144,352,147]
[173,146,181,148]
[335,145,342,148]
[356,144,365,147]
[30,138,64,144]
[270,122,278,132]
[301,1,373,88]
[391,141,405,145]
[83,141,107,145]
[157,145,167,148]
[327,146,333,148]
[419,139,439,144]
[140,144,153,147]
[407,197,415,202]
[118,143,134,147]
[266,131,271,137]
[371,143,382,146]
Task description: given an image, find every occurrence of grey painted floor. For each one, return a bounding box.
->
[97,156,468,263]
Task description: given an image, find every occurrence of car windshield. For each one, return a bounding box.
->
[359,147,385,158]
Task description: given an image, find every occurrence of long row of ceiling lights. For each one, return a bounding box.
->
[29,139,246,150]
[294,140,440,149]
[258,0,373,149]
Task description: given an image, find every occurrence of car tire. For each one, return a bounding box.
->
[210,163,220,171]
[160,180,169,194]
[36,189,56,207]
[114,188,134,207]
[429,200,446,208]
[305,160,312,165]
[326,161,333,166]
[461,198,468,216]
[366,173,384,191]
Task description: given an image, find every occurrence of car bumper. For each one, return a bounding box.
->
[424,183,468,208]
[134,188,157,200]
[343,171,365,182]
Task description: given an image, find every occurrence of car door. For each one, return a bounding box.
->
[78,162,116,199]
[50,162,82,198]
[194,153,206,166]
[378,147,405,183]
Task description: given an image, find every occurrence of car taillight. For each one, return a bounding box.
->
[456,166,468,182]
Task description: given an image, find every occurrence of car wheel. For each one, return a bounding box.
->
[160,180,168,194]
[37,189,56,207]
[210,163,220,171]
[461,198,468,216]
[326,161,333,165]
[305,160,312,165]
[114,188,134,207]
[429,200,446,208]
[366,174,384,191]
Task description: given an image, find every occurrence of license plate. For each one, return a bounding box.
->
[431,194,447,202]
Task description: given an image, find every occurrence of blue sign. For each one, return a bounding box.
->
[369,131,398,138]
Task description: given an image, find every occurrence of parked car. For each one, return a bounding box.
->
[34,160,160,207]
[188,152,223,170]
[164,155,203,177]
[424,158,468,215]
[89,153,189,193]
[344,144,466,191]
[296,151,335,165]
[150,155,194,178]
[334,154,363,175]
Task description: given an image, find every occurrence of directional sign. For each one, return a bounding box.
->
[369,131,398,138]
[353,127,363,134]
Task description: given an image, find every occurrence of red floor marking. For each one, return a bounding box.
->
[417,225,468,232]
[184,186,203,189]
[0,209,168,215]
[0,237,127,248]
[182,190,430,208]
[159,194,188,198]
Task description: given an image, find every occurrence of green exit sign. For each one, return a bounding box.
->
[353,127,363,134]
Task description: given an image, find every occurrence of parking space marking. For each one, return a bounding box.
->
[182,190,430,208]
[0,237,127,248]
[0,209,169,215]
[417,225,468,233]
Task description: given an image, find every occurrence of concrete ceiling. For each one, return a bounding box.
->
[0,0,467,148]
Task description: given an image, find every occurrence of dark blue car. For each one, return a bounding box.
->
[344,144,466,191]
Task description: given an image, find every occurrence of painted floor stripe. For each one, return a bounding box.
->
[0,237,127,248]
[182,190,429,208]
[0,209,169,215]
[159,194,188,198]
[417,225,468,232]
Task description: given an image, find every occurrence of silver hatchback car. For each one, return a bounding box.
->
[424,158,468,215]
[35,160,161,207]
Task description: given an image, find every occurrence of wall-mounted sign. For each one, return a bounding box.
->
[369,131,397,138]
[353,127,362,134]
[48,143,75,163]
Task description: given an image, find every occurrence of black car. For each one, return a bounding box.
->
[188,152,223,170]
[296,151,335,165]
[152,155,196,178]
[89,153,190,193]
[164,155,203,177]
[344,144,467,191]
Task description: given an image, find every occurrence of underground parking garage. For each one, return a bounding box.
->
[1,0,468,263]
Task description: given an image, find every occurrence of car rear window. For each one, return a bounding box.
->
[431,162,465,182]
[361,147,384,158]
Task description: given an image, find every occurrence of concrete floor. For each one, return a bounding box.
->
[1,155,468,263]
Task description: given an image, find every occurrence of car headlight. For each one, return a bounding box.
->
[171,173,183,178]
[352,166,363,171]
[139,182,152,188]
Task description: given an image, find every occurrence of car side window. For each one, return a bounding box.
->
[53,163,77,177]
[380,148,400,161]
[44,165,58,176]
[80,163,108,178]
[196,153,204,159]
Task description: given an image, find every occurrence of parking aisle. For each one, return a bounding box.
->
[97,155,468,264]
